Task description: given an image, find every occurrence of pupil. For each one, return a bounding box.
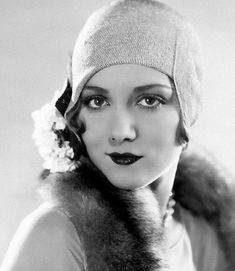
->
[95,98,102,106]
[146,97,154,105]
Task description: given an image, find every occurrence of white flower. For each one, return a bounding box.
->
[32,100,79,173]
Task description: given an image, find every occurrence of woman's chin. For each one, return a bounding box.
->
[107,177,151,190]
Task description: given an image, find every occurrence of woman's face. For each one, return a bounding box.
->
[78,64,183,190]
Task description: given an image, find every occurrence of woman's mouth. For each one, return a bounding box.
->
[107,152,143,165]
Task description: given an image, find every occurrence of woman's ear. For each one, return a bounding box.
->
[182,141,189,152]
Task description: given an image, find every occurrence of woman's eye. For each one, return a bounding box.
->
[85,96,109,109]
[137,95,165,108]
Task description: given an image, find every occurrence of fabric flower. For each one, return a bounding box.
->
[32,96,79,173]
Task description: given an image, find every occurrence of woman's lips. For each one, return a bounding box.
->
[107,152,143,165]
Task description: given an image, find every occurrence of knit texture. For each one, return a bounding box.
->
[58,0,203,141]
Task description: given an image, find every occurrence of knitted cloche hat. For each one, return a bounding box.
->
[56,0,203,143]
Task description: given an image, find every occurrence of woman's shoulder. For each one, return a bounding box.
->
[1,202,85,271]
[13,202,80,250]
[20,202,76,237]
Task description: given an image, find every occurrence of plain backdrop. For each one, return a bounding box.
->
[0,0,235,263]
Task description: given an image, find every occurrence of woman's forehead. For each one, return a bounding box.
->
[86,64,172,88]
[81,64,179,107]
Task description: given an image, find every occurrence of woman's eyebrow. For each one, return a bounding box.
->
[83,85,108,94]
[83,83,172,94]
[133,84,172,94]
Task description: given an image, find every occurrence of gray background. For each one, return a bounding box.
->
[0,0,235,263]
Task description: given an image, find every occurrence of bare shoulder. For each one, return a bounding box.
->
[20,202,77,240]
[1,203,85,271]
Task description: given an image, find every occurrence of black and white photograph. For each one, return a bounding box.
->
[1,0,235,270]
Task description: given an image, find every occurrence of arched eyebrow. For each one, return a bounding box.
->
[133,84,172,94]
[83,85,108,94]
[83,84,172,94]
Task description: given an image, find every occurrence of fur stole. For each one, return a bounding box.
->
[40,158,165,270]
[39,145,235,270]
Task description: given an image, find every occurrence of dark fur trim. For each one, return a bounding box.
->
[40,157,165,271]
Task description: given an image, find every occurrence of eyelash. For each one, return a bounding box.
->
[82,95,109,111]
[137,94,166,111]
[81,94,166,111]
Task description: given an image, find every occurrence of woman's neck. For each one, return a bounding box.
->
[148,161,178,216]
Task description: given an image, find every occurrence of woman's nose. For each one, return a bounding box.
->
[109,110,137,145]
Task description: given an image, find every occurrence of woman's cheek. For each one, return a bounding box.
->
[80,117,106,147]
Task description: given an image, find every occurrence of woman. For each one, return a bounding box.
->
[1,0,235,270]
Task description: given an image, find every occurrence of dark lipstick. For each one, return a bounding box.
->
[107,152,143,165]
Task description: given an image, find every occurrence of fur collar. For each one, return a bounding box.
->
[41,159,165,270]
[40,145,235,270]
